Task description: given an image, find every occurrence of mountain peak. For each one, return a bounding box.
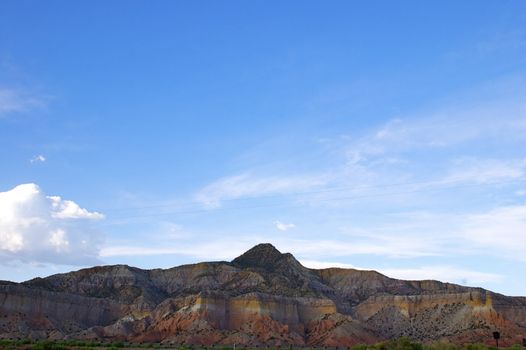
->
[232,243,290,270]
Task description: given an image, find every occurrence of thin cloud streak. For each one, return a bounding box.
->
[194,173,329,208]
[461,205,526,261]
[379,266,503,285]
[275,221,295,231]
[300,260,502,285]
[0,88,46,116]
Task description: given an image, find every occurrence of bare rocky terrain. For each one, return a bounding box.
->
[1,244,525,346]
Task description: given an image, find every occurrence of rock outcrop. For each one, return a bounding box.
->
[1,243,525,346]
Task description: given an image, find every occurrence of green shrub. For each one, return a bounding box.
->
[110,342,125,349]
[85,341,101,347]
[424,342,459,350]
[352,344,368,350]
[32,340,67,350]
[0,340,14,347]
[15,339,33,346]
[463,344,490,350]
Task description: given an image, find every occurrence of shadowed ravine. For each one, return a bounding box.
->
[1,244,525,346]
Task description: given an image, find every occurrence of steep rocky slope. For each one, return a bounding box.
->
[1,244,525,346]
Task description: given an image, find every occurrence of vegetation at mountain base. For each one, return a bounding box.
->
[0,338,525,350]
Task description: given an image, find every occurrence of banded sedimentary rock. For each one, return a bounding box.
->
[1,244,525,346]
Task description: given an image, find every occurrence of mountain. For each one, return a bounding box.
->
[1,243,525,346]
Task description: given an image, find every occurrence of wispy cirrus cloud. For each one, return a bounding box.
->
[193,77,526,211]
[0,87,46,117]
[194,172,328,208]
[442,158,526,184]
[275,221,295,231]
[300,260,502,285]
[102,199,526,264]
[101,231,444,262]
[377,265,502,285]
[461,204,526,261]
[344,99,526,169]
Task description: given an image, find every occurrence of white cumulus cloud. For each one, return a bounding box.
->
[0,183,104,265]
[48,195,104,219]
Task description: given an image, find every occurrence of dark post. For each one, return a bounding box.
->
[522,338,526,347]
[492,331,500,348]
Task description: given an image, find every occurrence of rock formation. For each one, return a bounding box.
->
[1,243,525,346]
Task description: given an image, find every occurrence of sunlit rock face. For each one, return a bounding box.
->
[1,243,526,346]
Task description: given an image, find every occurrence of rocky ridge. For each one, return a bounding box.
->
[1,243,525,346]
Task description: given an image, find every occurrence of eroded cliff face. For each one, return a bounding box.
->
[1,244,525,346]
[0,282,124,340]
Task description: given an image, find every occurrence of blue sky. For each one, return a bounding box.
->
[1,1,526,296]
